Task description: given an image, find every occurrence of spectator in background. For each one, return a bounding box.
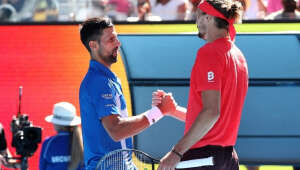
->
[235,0,251,18]
[150,0,188,20]
[257,0,283,17]
[75,0,108,21]
[267,0,283,13]
[13,0,36,21]
[55,0,76,21]
[265,0,300,19]
[137,0,151,20]
[32,0,59,21]
[107,0,135,21]
[0,0,36,21]
[186,0,200,20]
[0,0,25,13]
[242,0,264,19]
[0,123,21,169]
[39,102,84,170]
[0,3,17,21]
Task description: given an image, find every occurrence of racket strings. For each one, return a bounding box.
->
[96,149,156,170]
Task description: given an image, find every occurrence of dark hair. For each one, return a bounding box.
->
[80,17,113,53]
[282,0,297,12]
[206,0,243,30]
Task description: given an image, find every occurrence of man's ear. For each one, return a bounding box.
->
[89,40,98,51]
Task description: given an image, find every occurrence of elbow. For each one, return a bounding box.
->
[203,107,220,121]
[108,129,124,142]
[212,109,220,121]
[110,135,123,142]
[215,110,220,121]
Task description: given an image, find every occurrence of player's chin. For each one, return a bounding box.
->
[111,54,118,63]
[198,32,207,40]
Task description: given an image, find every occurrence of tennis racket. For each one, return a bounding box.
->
[95,149,159,170]
[95,149,214,170]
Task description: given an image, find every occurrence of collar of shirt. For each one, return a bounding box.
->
[90,60,117,80]
[57,131,70,135]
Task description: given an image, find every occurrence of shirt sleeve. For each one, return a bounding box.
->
[91,79,119,120]
[194,46,224,92]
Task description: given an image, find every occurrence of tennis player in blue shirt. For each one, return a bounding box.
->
[79,17,177,170]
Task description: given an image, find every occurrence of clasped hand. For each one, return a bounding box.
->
[152,90,177,115]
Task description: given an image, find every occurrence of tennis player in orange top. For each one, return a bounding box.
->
[154,0,249,169]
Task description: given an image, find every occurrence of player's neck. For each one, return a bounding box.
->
[91,54,112,69]
[206,27,228,43]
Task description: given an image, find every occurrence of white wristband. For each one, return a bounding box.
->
[176,106,187,113]
[144,106,163,125]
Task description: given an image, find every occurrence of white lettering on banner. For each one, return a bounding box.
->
[208,71,215,82]
[51,155,71,163]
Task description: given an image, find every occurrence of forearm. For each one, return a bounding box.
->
[170,106,186,122]
[173,108,220,154]
[114,114,150,141]
[107,113,149,141]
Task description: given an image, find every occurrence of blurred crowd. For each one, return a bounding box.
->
[0,0,299,22]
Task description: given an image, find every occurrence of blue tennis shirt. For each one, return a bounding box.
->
[79,60,133,170]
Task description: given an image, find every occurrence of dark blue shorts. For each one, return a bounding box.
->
[178,145,239,170]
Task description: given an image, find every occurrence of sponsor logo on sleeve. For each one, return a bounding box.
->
[208,71,215,82]
[101,93,113,100]
[105,104,115,107]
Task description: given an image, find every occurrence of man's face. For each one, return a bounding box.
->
[96,27,121,66]
[196,9,208,40]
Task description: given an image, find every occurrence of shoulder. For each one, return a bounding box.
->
[83,68,108,84]
[41,134,70,158]
[197,43,217,59]
[43,133,69,147]
[80,71,112,93]
[196,42,227,66]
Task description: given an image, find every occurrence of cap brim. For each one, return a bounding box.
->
[45,115,81,126]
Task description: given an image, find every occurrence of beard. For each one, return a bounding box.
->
[98,47,118,65]
[197,24,207,40]
[197,31,207,40]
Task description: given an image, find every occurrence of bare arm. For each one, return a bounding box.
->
[173,90,220,154]
[257,0,267,13]
[177,2,187,20]
[152,90,186,121]
[102,93,176,142]
[170,106,186,122]
[102,113,150,142]
[158,90,220,170]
